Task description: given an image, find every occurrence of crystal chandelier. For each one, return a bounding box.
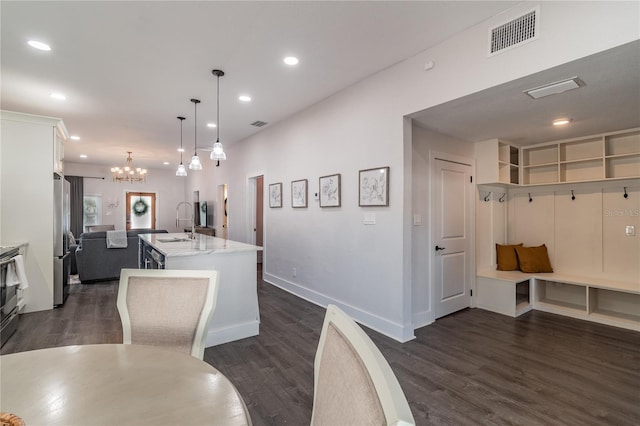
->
[111,152,147,183]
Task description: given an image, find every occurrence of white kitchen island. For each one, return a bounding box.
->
[138,233,262,347]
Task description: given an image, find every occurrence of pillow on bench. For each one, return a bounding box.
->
[515,244,553,273]
[496,243,523,271]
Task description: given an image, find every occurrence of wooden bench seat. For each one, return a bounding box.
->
[475,269,640,331]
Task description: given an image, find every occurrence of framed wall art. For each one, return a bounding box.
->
[359,167,389,207]
[319,173,341,207]
[291,179,308,208]
[269,182,283,208]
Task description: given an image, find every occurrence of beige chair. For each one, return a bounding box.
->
[117,268,219,360]
[310,305,415,426]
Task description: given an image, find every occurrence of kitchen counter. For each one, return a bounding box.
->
[138,232,262,257]
[138,233,262,347]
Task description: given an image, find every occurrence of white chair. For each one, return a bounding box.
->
[310,304,415,426]
[117,268,219,360]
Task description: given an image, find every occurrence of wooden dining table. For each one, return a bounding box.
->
[0,344,252,425]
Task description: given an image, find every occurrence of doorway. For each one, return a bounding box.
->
[250,176,264,263]
[431,158,473,318]
[217,184,228,239]
[126,192,156,230]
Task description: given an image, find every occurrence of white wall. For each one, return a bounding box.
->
[411,125,475,327]
[64,162,187,233]
[186,2,640,341]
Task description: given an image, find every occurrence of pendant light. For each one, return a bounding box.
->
[189,98,202,170]
[210,69,227,165]
[176,116,187,177]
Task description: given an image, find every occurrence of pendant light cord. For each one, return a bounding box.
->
[216,74,220,143]
[180,118,184,163]
[193,101,198,155]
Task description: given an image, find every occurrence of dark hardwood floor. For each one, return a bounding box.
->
[3,268,639,425]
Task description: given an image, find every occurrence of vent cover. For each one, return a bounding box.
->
[250,120,268,127]
[488,8,539,56]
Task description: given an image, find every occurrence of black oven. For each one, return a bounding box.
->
[1,247,20,347]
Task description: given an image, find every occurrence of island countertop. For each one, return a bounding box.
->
[139,233,262,258]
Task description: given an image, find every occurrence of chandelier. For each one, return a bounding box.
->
[111,152,147,183]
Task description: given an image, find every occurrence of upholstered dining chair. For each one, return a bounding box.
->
[310,304,415,426]
[117,268,220,360]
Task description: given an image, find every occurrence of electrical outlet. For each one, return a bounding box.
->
[292,267,297,277]
[626,225,635,236]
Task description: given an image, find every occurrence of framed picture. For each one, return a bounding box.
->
[319,174,341,207]
[291,179,308,208]
[359,167,389,207]
[269,182,283,208]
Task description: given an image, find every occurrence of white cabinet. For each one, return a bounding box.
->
[521,128,639,185]
[476,139,519,185]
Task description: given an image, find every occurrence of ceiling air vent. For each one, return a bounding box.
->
[250,121,268,127]
[488,7,539,56]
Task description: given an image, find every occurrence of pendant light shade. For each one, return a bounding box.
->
[210,69,227,164]
[176,116,187,177]
[189,98,202,170]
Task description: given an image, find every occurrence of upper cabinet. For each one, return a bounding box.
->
[478,128,640,186]
[475,139,519,185]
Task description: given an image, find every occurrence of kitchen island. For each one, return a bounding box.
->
[138,232,262,347]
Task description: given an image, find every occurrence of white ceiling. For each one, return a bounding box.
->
[1,0,517,169]
[4,2,637,172]
[411,40,640,146]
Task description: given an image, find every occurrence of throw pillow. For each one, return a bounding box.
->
[515,244,554,273]
[496,243,523,271]
[68,231,76,246]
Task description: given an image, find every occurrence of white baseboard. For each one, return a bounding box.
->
[412,310,433,329]
[264,272,416,343]
[205,320,259,347]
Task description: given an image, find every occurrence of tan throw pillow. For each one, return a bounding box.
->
[515,244,554,273]
[496,243,523,271]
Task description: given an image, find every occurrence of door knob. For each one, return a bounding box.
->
[435,245,446,251]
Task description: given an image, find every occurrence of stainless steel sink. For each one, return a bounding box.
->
[156,238,191,243]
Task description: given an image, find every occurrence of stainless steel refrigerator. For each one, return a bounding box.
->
[53,173,71,306]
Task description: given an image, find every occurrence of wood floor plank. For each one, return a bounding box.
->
[2,269,639,426]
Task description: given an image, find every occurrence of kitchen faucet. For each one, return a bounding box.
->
[176,201,195,239]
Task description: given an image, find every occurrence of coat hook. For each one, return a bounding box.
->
[571,190,576,201]
[528,193,532,203]
[499,193,506,203]
[624,187,628,199]
[484,192,491,202]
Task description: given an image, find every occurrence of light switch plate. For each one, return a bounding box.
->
[626,225,635,236]
[364,213,376,225]
[413,214,422,226]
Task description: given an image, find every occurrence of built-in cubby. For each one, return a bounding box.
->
[520,128,639,185]
[476,139,519,185]
[535,279,586,312]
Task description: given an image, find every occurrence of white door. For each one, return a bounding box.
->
[433,159,472,318]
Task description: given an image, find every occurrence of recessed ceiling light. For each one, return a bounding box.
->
[79,154,87,158]
[239,95,252,102]
[50,92,66,100]
[207,123,217,128]
[163,161,170,165]
[552,118,573,126]
[283,56,299,66]
[28,40,51,51]
[70,135,80,140]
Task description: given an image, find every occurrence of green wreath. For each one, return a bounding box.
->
[132,199,149,216]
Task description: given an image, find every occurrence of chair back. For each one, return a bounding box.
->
[311,305,415,426]
[117,268,219,359]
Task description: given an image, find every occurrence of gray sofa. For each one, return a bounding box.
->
[75,229,168,283]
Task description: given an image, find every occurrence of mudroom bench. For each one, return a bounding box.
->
[476,270,640,331]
